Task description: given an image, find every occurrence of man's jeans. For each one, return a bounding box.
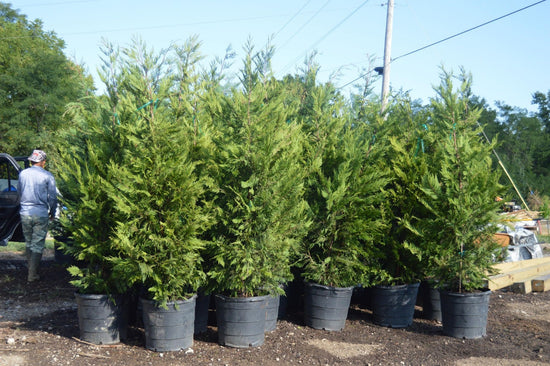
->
[20,215,49,254]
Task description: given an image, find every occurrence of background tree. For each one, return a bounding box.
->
[471,93,550,203]
[532,91,550,132]
[531,91,550,190]
[0,2,90,155]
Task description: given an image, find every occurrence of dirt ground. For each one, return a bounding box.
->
[1,249,549,366]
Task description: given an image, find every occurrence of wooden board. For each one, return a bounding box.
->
[492,256,550,274]
[509,281,532,294]
[531,274,550,292]
[487,259,550,291]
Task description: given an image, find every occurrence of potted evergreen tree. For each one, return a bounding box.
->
[98,38,217,352]
[54,92,129,345]
[297,75,388,331]
[417,70,506,339]
[207,43,309,347]
[368,100,433,328]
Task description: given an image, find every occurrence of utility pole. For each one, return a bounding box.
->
[380,0,394,114]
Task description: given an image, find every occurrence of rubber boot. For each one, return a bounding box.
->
[27,252,42,282]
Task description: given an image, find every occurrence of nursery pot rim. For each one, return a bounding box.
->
[215,293,270,302]
[439,289,492,297]
[305,282,354,291]
[140,294,197,306]
[374,282,420,290]
[74,292,114,298]
[74,292,122,301]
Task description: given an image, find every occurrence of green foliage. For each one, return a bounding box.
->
[526,191,550,218]
[533,91,550,132]
[298,68,388,288]
[541,197,550,219]
[492,104,547,197]
[371,99,433,285]
[473,89,550,199]
[0,240,53,252]
[417,70,506,293]
[45,31,537,300]
[0,3,91,155]
[54,94,126,295]
[96,37,217,305]
[207,43,309,297]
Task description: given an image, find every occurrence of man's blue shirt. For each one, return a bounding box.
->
[18,166,58,218]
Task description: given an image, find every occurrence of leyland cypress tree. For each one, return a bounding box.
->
[101,38,216,304]
[371,98,434,285]
[296,66,388,288]
[418,70,505,292]
[208,42,309,297]
[55,94,127,295]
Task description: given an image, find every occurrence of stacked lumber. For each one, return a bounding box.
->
[499,209,540,222]
[487,256,550,294]
[532,274,550,292]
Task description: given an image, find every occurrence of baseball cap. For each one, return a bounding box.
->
[28,150,47,162]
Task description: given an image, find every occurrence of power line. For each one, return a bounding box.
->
[338,71,368,90]
[273,0,312,39]
[279,0,370,76]
[16,0,95,7]
[0,13,294,40]
[392,0,547,62]
[278,0,331,50]
[309,0,369,54]
[338,0,547,91]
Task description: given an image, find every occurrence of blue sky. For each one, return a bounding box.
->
[11,0,550,112]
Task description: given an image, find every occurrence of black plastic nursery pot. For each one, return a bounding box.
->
[75,293,125,345]
[418,281,442,322]
[141,295,197,352]
[440,290,491,339]
[304,282,354,331]
[194,292,211,335]
[215,294,269,348]
[371,283,420,328]
[265,294,280,332]
[282,277,305,314]
[278,289,288,319]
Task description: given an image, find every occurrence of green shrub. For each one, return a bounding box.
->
[298,77,388,288]
[417,70,506,293]
[207,43,309,297]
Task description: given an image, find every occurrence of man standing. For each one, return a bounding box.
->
[17,150,57,282]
